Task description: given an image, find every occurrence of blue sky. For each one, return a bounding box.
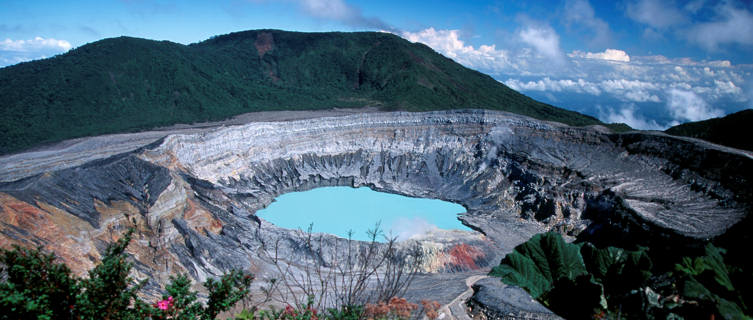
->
[1,0,752,129]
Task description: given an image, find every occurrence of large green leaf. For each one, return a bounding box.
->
[490,232,588,299]
[675,243,750,320]
[580,245,626,280]
[580,243,653,298]
[491,253,552,298]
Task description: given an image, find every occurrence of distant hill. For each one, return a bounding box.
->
[0,29,601,155]
[665,109,753,151]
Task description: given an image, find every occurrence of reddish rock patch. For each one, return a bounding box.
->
[183,198,223,235]
[0,193,97,275]
[448,243,485,270]
[255,32,275,58]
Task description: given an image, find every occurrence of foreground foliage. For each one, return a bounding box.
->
[0,228,253,320]
[491,232,751,319]
[1,227,439,320]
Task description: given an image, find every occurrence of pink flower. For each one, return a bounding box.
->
[157,296,174,311]
[283,305,297,317]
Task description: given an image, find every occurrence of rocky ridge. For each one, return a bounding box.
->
[0,109,750,316]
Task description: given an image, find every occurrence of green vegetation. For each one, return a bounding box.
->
[491,232,752,319]
[1,226,439,320]
[0,228,252,320]
[603,122,633,133]
[665,109,753,151]
[0,29,602,155]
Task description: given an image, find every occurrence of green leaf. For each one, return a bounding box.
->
[701,244,734,292]
[675,243,750,320]
[580,245,626,280]
[490,232,588,301]
[717,297,749,320]
[491,255,552,298]
[682,277,713,300]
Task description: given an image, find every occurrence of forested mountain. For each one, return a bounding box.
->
[0,29,602,154]
[666,109,752,151]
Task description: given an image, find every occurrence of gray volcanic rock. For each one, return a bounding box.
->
[468,277,561,320]
[0,109,751,317]
[2,154,171,228]
[139,110,749,239]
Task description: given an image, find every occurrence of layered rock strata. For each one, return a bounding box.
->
[0,109,750,313]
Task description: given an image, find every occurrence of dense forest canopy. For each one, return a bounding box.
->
[0,29,602,155]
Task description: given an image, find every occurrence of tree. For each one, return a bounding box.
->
[0,228,254,320]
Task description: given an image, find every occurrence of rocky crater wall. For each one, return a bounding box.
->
[142,110,750,240]
[1,109,751,302]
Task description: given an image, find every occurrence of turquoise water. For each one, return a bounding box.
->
[256,187,469,242]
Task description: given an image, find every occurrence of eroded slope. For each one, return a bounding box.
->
[0,110,750,303]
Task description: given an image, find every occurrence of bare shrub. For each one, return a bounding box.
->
[260,223,424,312]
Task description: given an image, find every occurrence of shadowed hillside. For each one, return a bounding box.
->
[0,29,601,154]
[665,109,753,151]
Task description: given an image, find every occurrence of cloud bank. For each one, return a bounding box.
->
[667,89,725,122]
[0,37,72,67]
[398,26,751,130]
[598,104,664,130]
[518,25,564,63]
[1,37,71,52]
[626,0,753,52]
[400,28,513,74]
[569,48,630,62]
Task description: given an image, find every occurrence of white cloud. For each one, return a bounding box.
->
[713,79,743,97]
[625,0,753,52]
[624,90,661,103]
[708,60,732,67]
[298,0,352,19]
[603,77,642,90]
[626,0,687,29]
[684,0,707,13]
[599,104,665,130]
[639,55,672,64]
[0,37,71,52]
[0,56,32,66]
[506,77,660,102]
[397,26,749,127]
[301,0,388,29]
[0,37,72,67]
[563,0,611,45]
[505,77,601,95]
[248,0,390,30]
[400,28,513,73]
[688,3,753,51]
[667,89,724,122]
[518,25,564,63]
[505,54,749,105]
[569,49,630,62]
